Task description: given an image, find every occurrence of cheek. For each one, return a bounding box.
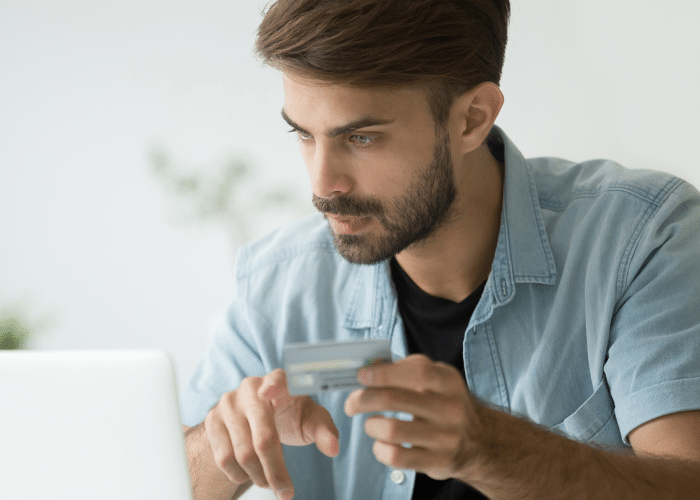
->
[363,152,424,197]
[363,163,404,195]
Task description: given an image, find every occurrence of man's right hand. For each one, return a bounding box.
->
[199,368,340,500]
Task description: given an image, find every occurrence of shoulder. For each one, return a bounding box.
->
[225,213,383,349]
[232,213,374,305]
[527,156,692,211]
[521,155,700,298]
[528,156,700,259]
[236,213,338,277]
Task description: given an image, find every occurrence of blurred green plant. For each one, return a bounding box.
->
[150,149,251,221]
[0,313,30,350]
[148,146,310,248]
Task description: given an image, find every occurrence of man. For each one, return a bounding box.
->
[181,1,700,499]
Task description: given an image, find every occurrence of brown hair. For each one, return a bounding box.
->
[255,0,510,125]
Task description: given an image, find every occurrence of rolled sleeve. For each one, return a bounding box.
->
[614,377,700,443]
[606,180,700,444]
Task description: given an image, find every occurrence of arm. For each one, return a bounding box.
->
[345,355,700,500]
[464,405,700,499]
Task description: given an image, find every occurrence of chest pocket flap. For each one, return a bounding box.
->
[551,379,620,445]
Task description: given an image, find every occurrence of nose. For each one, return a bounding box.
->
[306,142,353,199]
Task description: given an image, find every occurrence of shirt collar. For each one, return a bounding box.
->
[489,125,557,306]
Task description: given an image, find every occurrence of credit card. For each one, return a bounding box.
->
[283,339,391,396]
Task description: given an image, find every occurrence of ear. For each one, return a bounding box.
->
[449,82,504,154]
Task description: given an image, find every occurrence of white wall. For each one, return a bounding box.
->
[2,2,698,499]
[1,0,309,392]
[500,0,700,183]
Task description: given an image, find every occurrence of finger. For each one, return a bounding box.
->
[246,399,295,495]
[204,411,248,484]
[363,415,459,450]
[259,368,289,403]
[301,401,341,457]
[371,440,442,476]
[357,354,462,394]
[345,387,452,421]
[226,410,269,488]
[261,369,340,457]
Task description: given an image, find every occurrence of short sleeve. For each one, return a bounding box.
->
[605,180,700,444]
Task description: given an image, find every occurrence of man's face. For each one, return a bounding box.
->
[282,73,457,265]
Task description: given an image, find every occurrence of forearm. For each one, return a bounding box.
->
[464,406,700,500]
[184,424,247,500]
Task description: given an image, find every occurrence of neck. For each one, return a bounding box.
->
[395,142,503,303]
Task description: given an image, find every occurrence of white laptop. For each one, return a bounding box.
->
[0,349,193,500]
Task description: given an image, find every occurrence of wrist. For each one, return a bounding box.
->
[455,404,605,498]
[455,399,498,483]
[185,423,240,500]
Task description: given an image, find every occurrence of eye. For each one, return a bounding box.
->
[289,128,313,141]
[349,134,376,146]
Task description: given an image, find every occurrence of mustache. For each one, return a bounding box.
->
[312,194,383,218]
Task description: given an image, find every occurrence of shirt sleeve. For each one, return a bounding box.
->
[605,179,700,444]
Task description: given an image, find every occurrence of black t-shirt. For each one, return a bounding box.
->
[389,257,488,500]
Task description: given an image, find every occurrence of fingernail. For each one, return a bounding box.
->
[276,488,294,500]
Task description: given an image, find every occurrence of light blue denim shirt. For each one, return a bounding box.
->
[181,127,700,499]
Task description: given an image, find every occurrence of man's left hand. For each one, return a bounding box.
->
[344,354,486,481]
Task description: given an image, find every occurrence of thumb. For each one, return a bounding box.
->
[301,402,340,458]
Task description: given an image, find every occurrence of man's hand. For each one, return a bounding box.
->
[344,354,484,481]
[344,355,700,500]
[201,368,340,500]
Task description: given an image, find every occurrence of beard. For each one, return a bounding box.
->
[312,126,457,265]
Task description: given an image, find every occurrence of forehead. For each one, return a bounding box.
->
[281,72,433,127]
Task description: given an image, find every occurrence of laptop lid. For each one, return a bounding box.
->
[0,349,193,500]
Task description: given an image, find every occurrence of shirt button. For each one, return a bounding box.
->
[390,469,405,484]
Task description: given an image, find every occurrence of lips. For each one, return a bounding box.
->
[326,214,371,234]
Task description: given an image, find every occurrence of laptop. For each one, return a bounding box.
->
[0,349,194,500]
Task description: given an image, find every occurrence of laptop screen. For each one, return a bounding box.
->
[0,350,193,500]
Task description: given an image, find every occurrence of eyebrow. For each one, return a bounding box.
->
[281,109,394,138]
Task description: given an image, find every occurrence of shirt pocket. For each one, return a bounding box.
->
[551,379,619,444]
